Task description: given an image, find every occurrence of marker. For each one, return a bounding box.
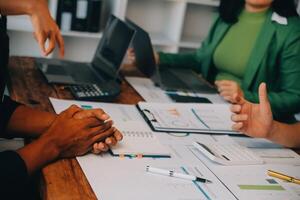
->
[146,166,212,183]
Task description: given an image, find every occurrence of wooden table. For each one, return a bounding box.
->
[7,57,300,199]
[7,57,143,200]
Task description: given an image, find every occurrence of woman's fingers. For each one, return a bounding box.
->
[231,114,248,122]
[230,104,242,113]
[55,31,65,57]
[44,31,56,56]
[215,80,234,87]
[217,85,233,93]
[220,91,233,97]
[35,31,47,55]
[223,96,234,102]
[232,122,244,131]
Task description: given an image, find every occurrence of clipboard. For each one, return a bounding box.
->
[136,102,241,135]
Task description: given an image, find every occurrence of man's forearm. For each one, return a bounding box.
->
[268,121,300,148]
[0,0,40,16]
[17,134,59,175]
[6,105,56,138]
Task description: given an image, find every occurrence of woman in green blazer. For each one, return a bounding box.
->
[155,0,300,123]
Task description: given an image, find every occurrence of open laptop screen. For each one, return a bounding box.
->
[92,15,135,79]
[125,18,156,77]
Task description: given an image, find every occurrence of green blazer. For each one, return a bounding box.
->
[159,11,300,123]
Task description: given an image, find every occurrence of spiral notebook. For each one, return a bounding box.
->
[110,122,171,158]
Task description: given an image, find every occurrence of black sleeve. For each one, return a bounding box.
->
[0,96,21,138]
[0,150,30,199]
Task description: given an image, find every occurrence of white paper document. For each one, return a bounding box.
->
[125,77,172,103]
[252,148,300,165]
[137,102,239,134]
[233,137,300,165]
[77,154,236,200]
[50,97,300,200]
[212,164,300,200]
[50,97,143,125]
[125,76,227,104]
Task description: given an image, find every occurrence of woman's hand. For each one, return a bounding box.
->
[73,108,123,154]
[30,0,64,57]
[215,80,244,103]
[126,48,137,67]
[230,83,274,138]
[126,48,160,68]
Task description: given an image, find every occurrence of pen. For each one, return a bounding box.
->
[146,166,212,183]
[267,170,300,185]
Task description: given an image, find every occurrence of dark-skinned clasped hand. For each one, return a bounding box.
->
[72,107,123,154]
[40,105,122,158]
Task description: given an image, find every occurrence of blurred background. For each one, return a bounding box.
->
[6,0,300,62]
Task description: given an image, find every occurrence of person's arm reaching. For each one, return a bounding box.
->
[0,0,64,56]
[231,83,300,148]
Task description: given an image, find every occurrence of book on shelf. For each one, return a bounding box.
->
[56,0,103,33]
[56,0,75,31]
[72,0,88,31]
[87,0,103,32]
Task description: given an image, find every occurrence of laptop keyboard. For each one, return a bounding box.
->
[159,68,217,93]
[159,69,191,90]
[66,65,103,84]
[46,65,68,75]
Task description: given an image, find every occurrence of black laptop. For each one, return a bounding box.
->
[36,15,135,85]
[126,18,217,94]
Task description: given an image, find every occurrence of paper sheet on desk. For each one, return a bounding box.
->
[233,137,300,165]
[125,77,227,104]
[49,97,144,125]
[76,154,236,200]
[211,164,300,200]
[125,77,172,102]
[50,98,300,200]
[165,135,300,200]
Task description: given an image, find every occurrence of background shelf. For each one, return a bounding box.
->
[7,0,219,60]
[180,3,217,48]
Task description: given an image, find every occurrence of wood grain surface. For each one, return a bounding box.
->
[6,57,300,199]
